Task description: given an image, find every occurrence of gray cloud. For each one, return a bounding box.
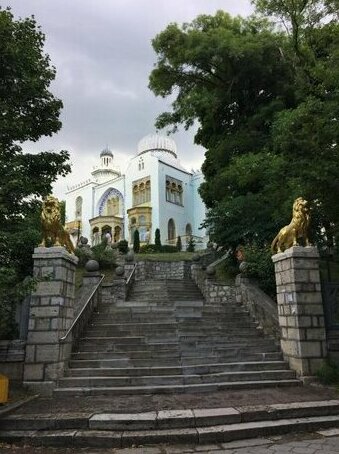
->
[6,0,253,197]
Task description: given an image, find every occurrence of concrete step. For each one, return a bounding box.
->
[54,379,301,396]
[2,413,339,448]
[60,370,296,387]
[66,361,289,375]
[69,352,283,367]
[4,400,338,436]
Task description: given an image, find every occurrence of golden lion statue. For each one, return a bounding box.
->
[271,197,310,254]
[39,196,75,254]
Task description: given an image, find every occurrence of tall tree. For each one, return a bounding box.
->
[0,7,71,335]
[149,7,339,247]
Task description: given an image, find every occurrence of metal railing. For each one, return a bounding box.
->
[126,263,137,299]
[60,275,105,348]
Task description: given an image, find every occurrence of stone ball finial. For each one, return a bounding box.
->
[192,254,201,262]
[85,260,100,272]
[125,251,135,262]
[115,266,125,277]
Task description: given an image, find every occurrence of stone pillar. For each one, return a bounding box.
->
[272,246,327,378]
[24,247,78,395]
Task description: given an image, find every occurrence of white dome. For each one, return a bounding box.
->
[137,133,177,158]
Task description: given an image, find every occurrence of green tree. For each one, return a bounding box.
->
[149,7,339,248]
[176,235,182,251]
[155,228,162,251]
[186,236,196,253]
[133,230,140,253]
[0,8,71,335]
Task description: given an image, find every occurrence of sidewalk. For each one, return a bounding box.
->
[0,431,339,453]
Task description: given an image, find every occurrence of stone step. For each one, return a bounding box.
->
[59,370,296,388]
[2,413,339,448]
[64,371,296,389]
[69,351,283,367]
[75,342,278,355]
[67,359,288,373]
[54,379,301,396]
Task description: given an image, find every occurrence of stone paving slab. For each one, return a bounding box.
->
[1,433,339,453]
[7,385,338,415]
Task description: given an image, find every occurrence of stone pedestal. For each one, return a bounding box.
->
[23,247,78,395]
[272,246,327,378]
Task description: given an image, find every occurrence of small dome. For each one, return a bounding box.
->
[100,147,113,158]
[137,133,177,158]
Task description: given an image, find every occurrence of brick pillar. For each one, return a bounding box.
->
[272,246,327,378]
[23,247,78,395]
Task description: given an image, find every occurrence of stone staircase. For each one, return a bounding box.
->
[54,278,299,396]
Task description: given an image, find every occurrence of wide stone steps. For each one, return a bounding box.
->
[66,360,289,376]
[69,351,284,366]
[54,278,297,396]
[4,400,339,441]
[54,379,300,396]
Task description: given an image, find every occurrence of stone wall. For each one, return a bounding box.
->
[135,261,191,281]
[272,246,327,377]
[101,280,126,304]
[235,274,280,341]
[191,264,235,305]
[23,247,78,395]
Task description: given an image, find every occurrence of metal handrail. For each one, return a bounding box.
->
[126,263,137,285]
[60,274,105,342]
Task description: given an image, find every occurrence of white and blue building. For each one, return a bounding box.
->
[64,134,208,249]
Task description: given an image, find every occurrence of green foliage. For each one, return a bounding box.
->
[186,236,196,253]
[133,230,140,253]
[0,8,70,338]
[243,245,276,298]
[155,228,161,251]
[139,244,181,254]
[149,6,339,250]
[0,268,37,340]
[316,360,339,385]
[176,236,182,252]
[160,245,179,253]
[74,247,93,267]
[90,238,117,269]
[117,239,129,254]
[139,244,158,254]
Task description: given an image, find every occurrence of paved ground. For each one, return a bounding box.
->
[1,431,339,453]
[6,385,339,415]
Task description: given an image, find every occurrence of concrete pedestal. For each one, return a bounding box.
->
[23,247,78,395]
[272,246,327,378]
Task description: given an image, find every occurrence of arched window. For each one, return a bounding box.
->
[168,218,176,241]
[186,223,192,237]
[75,196,82,219]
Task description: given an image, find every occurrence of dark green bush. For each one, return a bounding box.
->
[243,244,276,298]
[160,245,178,253]
[118,239,128,254]
[176,236,182,251]
[316,360,339,385]
[186,236,195,252]
[133,230,140,253]
[91,238,117,269]
[139,244,157,254]
[74,246,93,266]
[155,228,161,251]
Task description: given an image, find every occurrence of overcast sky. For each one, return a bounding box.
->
[7,0,253,198]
